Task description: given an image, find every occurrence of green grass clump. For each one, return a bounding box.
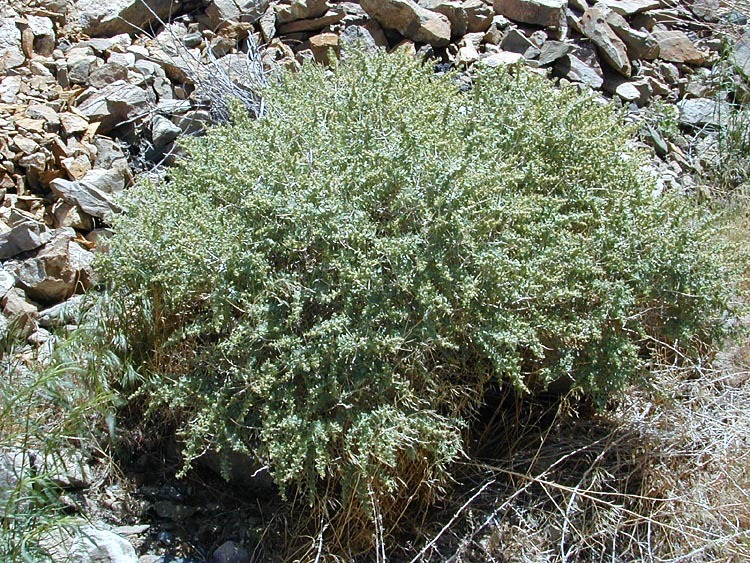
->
[98,51,738,546]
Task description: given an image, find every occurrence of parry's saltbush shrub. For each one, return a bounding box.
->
[99,51,738,542]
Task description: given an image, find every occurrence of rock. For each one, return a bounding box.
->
[463,0,493,32]
[554,53,604,88]
[730,35,750,79]
[68,526,138,563]
[275,0,329,24]
[276,8,346,33]
[690,0,719,22]
[43,451,92,488]
[38,294,88,328]
[212,541,251,563]
[73,0,188,37]
[479,50,526,66]
[0,75,22,104]
[581,5,630,77]
[76,81,149,133]
[360,0,452,47]
[24,16,56,57]
[50,177,122,221]
[493,0,566,29]
[456,39,480,66]
[3,288,39,320]
[603,74,651,105]
[538,40,569,65]
[501,28,538,57]
[0,269,14,300]
[309,32,340,64]
[601,0,660,15]
[87,62,130,88]
[205,0,269,29]
[4,229,95,304]
[52,200,95,231]
[418,0,468,37]
[341,22,389,51]
[599,6,658,60]
[0,221,51,260]
[677,97,730,127]
[59,112,90,136]
[652,30,706,65]
[0,450,28,511]
[62,155,92,180]
[151,115,182,148]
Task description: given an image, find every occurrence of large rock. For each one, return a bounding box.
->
[73,0,186,37]
[600,0,661,15]
[205,0,269,28]
[493,0,566,29]
[75,81,148,133]
[463,0,493,32]
[4,229,95,304]
[50,176,123,221]
[652,30,706,65]
[360,0,452,46]
[418,0,468,37]
[554,53,604,88]
[677,97,730,127]
[581,5,630,77]
[729,35,750,78]
[598,5,658,60]
[0,221,51,260]
[275,0,329,24]
[45,526,137,563]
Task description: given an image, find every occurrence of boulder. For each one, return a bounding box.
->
[50,177,123,221]
[554,53,604,88]
[493,0,566,29]
[598,5,658,60]
[205,0,269,28]
[418,0,468,37]
[730,35,750,79]
[464,0,493,32]
[275,0,329,24]
[652,30,706,65]
[73,0,187,37]
[677,97,730,127]
[538,40,570,65]
[76,81,149,133]
[360,0,452,47]
[581,5,630,76]
[2,288,39,320]
[276,8,346,33]
[0,221,51,260]
[603,74,651,105]
[212,541,251,563]
[38,294,88,328]
[4,229,95,304]
[600,0,661,15]
[309,32,340,64]
[341,22,389,51]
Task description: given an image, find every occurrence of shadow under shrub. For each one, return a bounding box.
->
[98,51,739,553]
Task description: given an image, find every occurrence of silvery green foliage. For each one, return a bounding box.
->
[99,51,738,521]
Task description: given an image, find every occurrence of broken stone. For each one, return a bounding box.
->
[581,5,631,77]
[603,74,651,105]
[74,0,190,37]
[0,269,14,300]
[26,16,56,57]
[493,0,567,29]
[538,40,570,65]
[0,221,51,260]
[501,28,539,58]
[5,228,94,304]
[277,8,347,33]
[600,0,661,15]
[0,76,22,104]
[76,81,148,133]
[479,50,526,67]
[418,0,468,37]
[600,6,658,60]
[652,30,706,65]
[677,97,730,127]
[554,53,604,88]
[2,288,39,321]
[59,112,90,136]
[38,294,88,328]
[151,115,182,149]
[87,62,129,88]
[309,32,340,64]
[275,0,329,24]
[360,0,452,47]
[50,177,122,221]
[61,155,92,180]
[205,0,269,29]
[730,35,750,79]
[341,22,389,52]
[51,200,95,231]
[464,0,493,32]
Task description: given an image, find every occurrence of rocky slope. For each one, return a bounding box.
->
[1,0,749,561]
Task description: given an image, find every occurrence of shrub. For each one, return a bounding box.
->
[98,51,738,549]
